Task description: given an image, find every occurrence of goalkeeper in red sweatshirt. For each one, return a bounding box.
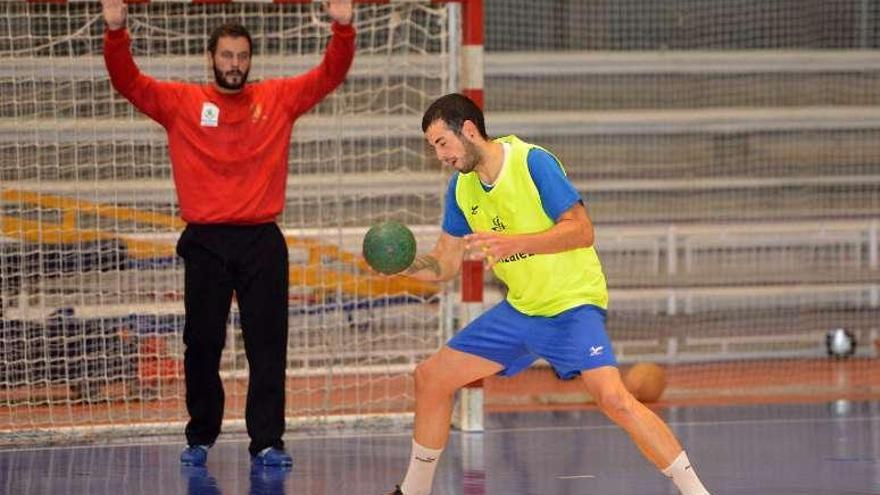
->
[101,0,355,467]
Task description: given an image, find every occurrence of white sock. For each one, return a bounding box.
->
[662,451,710,495]
[399,439,444,495]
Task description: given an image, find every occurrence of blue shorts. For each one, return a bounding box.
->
[447,300,617,380]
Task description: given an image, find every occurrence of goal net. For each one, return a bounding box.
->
[0,0,454,444]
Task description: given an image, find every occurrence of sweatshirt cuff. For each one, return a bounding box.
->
[104,27,128,40]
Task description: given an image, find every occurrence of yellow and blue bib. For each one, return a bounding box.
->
[454,135,608,316]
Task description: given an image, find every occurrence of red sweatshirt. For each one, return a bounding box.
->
[104,23,355,224]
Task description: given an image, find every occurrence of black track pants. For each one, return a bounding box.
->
[176,223,289,456]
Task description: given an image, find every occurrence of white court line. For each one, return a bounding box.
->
[557,475,597,480]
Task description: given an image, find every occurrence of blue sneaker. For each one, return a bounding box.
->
[251,447,293,467]
[180,444,210,466]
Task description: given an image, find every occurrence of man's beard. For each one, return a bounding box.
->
[458,139,482,174]
[213,65,249,91]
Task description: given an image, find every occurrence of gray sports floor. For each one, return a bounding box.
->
[2,401,879,494]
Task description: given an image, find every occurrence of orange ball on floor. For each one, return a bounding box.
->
[623,362,667,403]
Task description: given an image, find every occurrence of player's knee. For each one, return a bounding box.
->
[413,361,435,394]
[413,360,453,397]
[595,387,636,420]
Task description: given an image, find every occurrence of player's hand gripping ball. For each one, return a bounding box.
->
[362,221,417,275]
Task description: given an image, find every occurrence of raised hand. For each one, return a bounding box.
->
[325,0,353,26]
[100,0,127,30]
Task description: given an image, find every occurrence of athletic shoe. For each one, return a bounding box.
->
[179,444,210,466]
[251,447,293,467]
[386,486,403,495]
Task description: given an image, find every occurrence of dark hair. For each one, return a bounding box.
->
[208,22,253,55]
[421,93,488,139]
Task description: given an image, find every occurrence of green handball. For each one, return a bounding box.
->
[362,221,417,275]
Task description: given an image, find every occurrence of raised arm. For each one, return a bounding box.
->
[404,231,468,283]
[281,1,356,117]
[101,0,181,124]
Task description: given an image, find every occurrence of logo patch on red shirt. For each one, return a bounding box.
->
[200,102,219,127]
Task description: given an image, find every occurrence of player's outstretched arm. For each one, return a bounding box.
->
[102,0,181,125]
[101,0,127,31]
[281,0,355,117]
[405,231,467,283]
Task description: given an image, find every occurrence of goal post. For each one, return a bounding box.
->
[450,0,486,433]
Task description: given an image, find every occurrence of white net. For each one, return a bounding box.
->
[479,0,880,405]
[0,1,454,444]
